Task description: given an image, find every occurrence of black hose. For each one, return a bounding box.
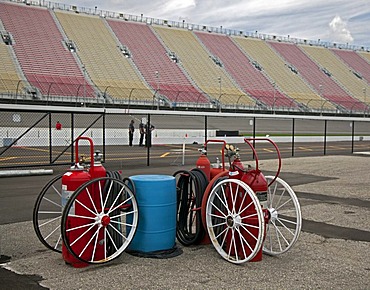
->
[173,168,208,246]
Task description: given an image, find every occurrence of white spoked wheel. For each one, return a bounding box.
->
[33,174,63,253]
[205,179,265,264]
[61,177,139,264]
[263,176,302,256]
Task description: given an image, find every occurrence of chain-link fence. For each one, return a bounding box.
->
[0,106,369,170]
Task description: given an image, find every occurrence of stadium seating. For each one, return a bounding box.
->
[302,45,370,106]
[269,41,364,111]
[55,10,153,103]
[233,37,332,111]
[0,1,368,113]
[153,26,255,107]
[0,42,25,95]
[358,51,370,64]
[194,31,298,109]
[0,2,95,98]
[331,49,370,86]
[107,20,209,105]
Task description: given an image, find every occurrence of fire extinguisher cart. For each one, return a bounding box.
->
[174,138,302,264]
[34,136,301,266]
[33,137,139,265]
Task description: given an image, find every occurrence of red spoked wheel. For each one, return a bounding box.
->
[61,177,139,264]
[204,178,265,264]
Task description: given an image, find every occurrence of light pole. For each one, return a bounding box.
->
[363,87,366,104]
[82,65,86,101]
[218,76,222,112]
[155,71,160,110]
[272,82,276,114]
[319,84,323,114]
[363,87,367,116]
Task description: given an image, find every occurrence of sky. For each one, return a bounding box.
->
[61,0,370,47]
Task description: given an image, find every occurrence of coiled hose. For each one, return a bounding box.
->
[173,168,209,246]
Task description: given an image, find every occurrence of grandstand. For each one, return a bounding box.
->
[54,10,154,104]
[0,2,96,100]
[107,20,209,106]
[269,41,365,112]
[233,37,332,111]
[0,0,369,115]
[194,31,296,109]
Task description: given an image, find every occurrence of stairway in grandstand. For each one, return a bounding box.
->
[233,37,332,111]
[107,19,209,105]
[269,41,365,111]
[0,2,95,99]
[153,26,255,107]
[55,10,153,103]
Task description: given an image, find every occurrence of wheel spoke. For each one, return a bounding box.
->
[107,188,130,214]
[91,227,100,262]
[228,182,237,214]
[51,184,62,197]
[239,223,259,242]
[75,197,98,217]
[39,215,61,227]
[274,222,291,246]
[275,218,296,236]
[105,228,118,252]
[110,208,137,219]
[235,225,253,253]
[54,234,62,250]
[84,187,99,214]
[69,223,97,246]
[107,222,128,241]
[218,186,231,216]
[102,181,114,210]
[42,197,62,208]
[275,198,293,211]
[44,224,61,241]
[278,216,298,227]
[38,210,62,215]
[78,226,100,258]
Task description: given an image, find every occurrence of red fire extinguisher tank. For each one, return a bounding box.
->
[61,164,91,267]
[196,149,211,181]
[62,137,107,267]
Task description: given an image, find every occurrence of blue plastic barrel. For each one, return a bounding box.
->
[128,175,177,252]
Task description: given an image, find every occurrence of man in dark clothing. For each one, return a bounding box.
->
[138,121,145,146]
[144,123,155,147]
[128,119,135,146]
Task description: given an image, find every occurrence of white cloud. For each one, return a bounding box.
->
[329,15,354,43]
[163,0,196,12]
[61,0,370,46]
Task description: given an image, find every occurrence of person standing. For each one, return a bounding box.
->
[128,119,135,146]
[139,120,145,146]
[144,122,155,148]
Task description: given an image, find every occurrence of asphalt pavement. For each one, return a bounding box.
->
[0,154,369,289]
